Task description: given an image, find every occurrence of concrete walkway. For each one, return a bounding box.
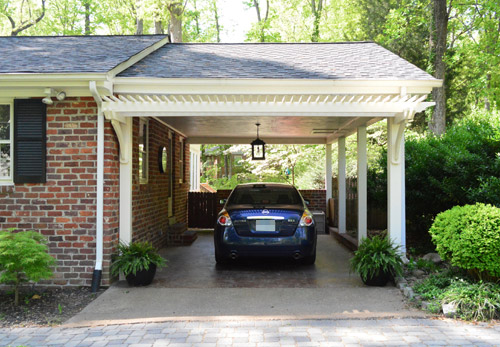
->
[65,234,425,327]
[2,318,500,346]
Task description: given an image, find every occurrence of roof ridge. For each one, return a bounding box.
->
[165,41,375,45]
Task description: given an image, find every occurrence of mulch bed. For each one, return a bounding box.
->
[0,287,105,328]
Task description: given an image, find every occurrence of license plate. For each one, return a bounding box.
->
[255,219,275,232]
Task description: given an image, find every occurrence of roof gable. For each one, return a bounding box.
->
[118,42,435,80]
[0,35,167,74]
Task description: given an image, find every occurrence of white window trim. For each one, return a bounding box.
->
[139,118,149,184]
[0,100,13,184]
[178,137,184,184]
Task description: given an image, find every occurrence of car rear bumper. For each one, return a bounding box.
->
[214,225,316,259]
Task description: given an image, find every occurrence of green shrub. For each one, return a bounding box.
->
[429,203,500,279]
[0,229,56,306]
[111,241,166,277]
[350,235,403,282]
[367,109,500,249]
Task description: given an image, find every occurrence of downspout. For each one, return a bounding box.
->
[90,81,104,293]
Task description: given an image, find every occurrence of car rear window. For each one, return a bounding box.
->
[227,186,302,206]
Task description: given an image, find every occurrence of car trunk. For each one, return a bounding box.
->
[228,208,303,237]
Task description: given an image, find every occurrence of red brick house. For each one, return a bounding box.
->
[0,35,441,289]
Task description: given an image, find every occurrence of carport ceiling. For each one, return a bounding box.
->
[154,115,377,144]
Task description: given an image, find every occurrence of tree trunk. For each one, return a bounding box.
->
[311,0,323,42]
[213,1,221,43]
[168,1,184,42]
[155,21,164,34]
[136,18,144,35]
[253,0,269,42]
[84,1,91,35]
[429,0,449,136]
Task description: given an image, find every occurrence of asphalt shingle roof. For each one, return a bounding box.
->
[118,42,435,80]
[0,35,167,74]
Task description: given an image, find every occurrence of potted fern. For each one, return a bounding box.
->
[350,235,403,286]
[111,241,166,286]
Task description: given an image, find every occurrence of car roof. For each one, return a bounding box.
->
[235,183,295,189]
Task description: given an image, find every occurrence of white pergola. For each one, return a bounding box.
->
[93,77,441,252]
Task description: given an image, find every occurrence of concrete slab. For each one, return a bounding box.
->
[65,234,426,327]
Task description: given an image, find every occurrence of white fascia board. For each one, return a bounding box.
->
[113,77,442,95]
[0,74,111,97]
[106,36,170,79]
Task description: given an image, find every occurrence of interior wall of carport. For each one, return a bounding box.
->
[131,117,189,249]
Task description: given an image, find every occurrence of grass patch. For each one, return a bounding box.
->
[413,270,500,320]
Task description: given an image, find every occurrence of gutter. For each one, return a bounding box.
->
[89,81,104,293]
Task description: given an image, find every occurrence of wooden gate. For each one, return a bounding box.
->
[188,192,218,228]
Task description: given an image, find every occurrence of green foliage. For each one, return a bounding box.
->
[0,229,55,306]
[441,280,500,321]
[367,110,500,248]
[407,258,439,274]
[429,203,500,279]
[350,235,403,282]
[413,272,500,321]
[110,241,166,277]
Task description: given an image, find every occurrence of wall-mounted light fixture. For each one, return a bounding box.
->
[251,123,266,160]
[42,88,66,105]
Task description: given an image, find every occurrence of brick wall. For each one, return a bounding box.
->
[131,118,189,249]
[216,189,326,214]
[0,97,120,286]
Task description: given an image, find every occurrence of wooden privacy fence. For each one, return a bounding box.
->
[188,192,218,228]
[331,177,387,230]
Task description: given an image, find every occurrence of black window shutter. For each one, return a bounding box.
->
[14,99,47,184]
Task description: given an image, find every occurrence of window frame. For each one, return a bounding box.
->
[0,100,13,184]
[178,137,185,184]
[138,118,149,185]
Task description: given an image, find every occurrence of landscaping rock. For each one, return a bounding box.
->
[442,302,457,318]
[403,286,415,299]
[422,252,443,264]
[412,269,426,278]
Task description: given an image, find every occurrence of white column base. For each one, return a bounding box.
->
[119,118,133,245]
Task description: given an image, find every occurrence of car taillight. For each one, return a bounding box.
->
[217,211,232,226]
[299,210,314,227]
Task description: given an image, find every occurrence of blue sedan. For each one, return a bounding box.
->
[214,183,317,265]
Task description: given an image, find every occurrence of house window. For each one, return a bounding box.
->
[139,118,148,184]
[0,103,12,182]
[179,138,184,183]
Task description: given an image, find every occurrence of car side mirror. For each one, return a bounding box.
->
[220,199,227,205]
[304,199,310,206]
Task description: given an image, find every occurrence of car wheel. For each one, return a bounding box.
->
[215,251,230,265]
[301,251,316,265]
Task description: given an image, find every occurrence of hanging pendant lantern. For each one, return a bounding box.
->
[251,123,266,160]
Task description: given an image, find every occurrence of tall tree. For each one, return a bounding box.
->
[167,0,185,42]
[429,0,451,135]
[2,0,46,35]
[250,0,269,42]
[310,0,323,42]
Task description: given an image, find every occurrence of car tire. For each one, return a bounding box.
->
[301,251,316,265]
[215,251,230,265]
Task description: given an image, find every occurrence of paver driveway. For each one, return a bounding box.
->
[2,318,500,346]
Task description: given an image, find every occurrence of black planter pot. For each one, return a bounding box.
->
[362,270,391,286]
[125,264,157,286]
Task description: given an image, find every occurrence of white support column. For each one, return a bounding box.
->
[119,117,133,245]
[338,137,347,234]
[357,126,367,242]
[325,143,332,209]
[387,118,406,253]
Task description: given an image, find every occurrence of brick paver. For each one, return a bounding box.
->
[1,318,499,346]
